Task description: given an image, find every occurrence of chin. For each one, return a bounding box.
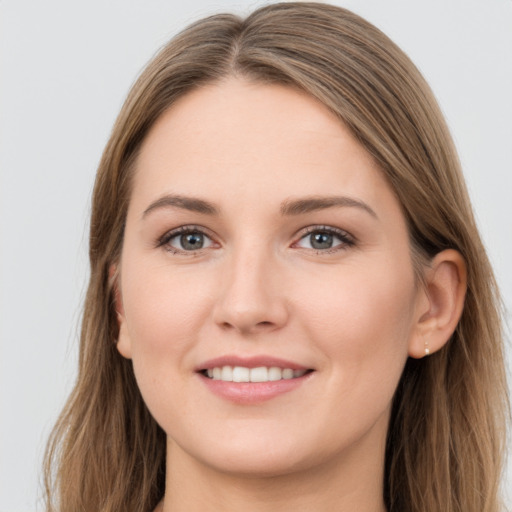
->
[169,424,346,479]
[202,447,315,478]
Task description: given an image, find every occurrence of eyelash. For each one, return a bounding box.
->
[157,225,216,255]
[156,225,356,255]
[294,225,356,254]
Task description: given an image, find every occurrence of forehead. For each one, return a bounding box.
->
[131,78,399,219]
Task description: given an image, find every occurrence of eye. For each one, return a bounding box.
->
[294,226,354,252]
[158,227,215,253]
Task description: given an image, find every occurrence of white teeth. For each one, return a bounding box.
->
[268,367,282,381]
[282,368,294,379]
[250,366,268,382]
[232,366,250,382]
[221,366,233,381]
[205,365,308,382]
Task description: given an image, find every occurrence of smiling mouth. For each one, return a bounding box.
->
[200,366,312,383]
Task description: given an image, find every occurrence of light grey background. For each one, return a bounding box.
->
[1,0,511,510]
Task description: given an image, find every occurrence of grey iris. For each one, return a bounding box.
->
[181,233,204,250]
[310,232,333,249]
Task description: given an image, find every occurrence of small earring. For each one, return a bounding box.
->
[424,338,430,356]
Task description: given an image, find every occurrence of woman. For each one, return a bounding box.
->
[43,2,509,511]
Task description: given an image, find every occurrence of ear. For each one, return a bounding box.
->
[408,249,467,358]
[110,264,133,360]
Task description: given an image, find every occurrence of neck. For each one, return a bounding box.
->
[160,424,388,512]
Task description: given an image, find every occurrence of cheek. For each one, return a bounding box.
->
[120,260,217,394]
[120,262,218,425]
[298,258,416,388]
[123,262,211,344]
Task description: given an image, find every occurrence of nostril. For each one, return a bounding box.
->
[218,319,276,333]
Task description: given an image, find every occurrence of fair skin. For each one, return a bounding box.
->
[115,78,466,512]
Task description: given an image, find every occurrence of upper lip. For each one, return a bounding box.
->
[196,355,311,372]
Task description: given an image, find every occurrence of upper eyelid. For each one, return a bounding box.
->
[157,225,217,247]
[295,225,355,241]
[291,225,356,252]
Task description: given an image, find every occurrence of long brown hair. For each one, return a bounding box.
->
[43,3,509,511]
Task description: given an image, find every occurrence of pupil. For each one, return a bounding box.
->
[311,232,332,249]
[181,233,204,250]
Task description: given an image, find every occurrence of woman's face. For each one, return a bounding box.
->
[117,78,425,477]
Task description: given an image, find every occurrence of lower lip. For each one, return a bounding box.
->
[199,373,312,404]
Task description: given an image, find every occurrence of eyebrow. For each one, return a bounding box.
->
[280,196,377,218]
[142,194,219,218]
[142,193,377,219]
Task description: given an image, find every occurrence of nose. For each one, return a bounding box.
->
[212,246,289,335]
